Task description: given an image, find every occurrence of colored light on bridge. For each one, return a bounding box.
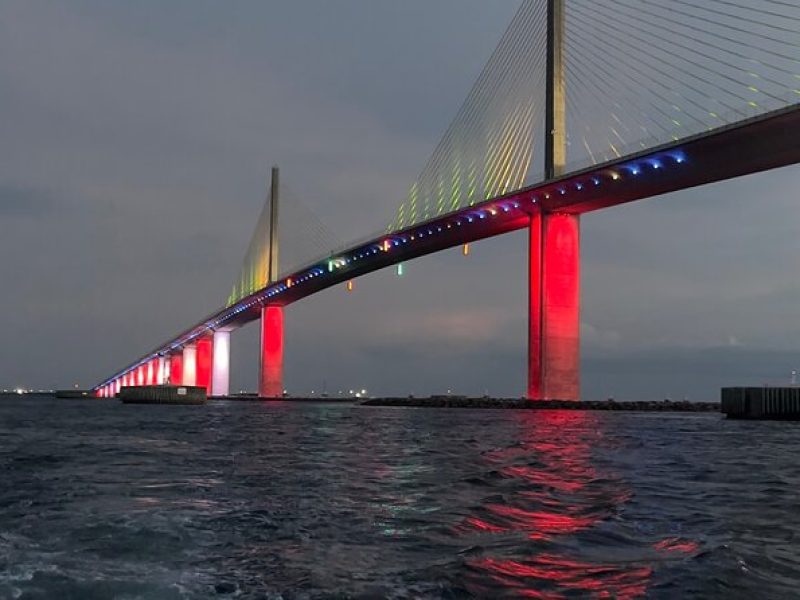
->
[463,243,470,256]
[346,280,354,292]
[286,277,293,288]
[611,172,621,180]
[397,263,404,276]
[382,240,391,252]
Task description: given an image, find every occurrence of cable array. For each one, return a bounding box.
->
[387,0,548,232]
[564,0,800,169]
[387,0,800,230]
[226,183,343,307]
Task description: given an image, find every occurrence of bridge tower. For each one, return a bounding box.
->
[258,166,284,398]
[528,0,580,401]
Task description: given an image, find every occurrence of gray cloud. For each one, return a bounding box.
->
[0,184,60,217]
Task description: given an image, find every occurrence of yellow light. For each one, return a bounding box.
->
[462,243,470,256]
[286,278,293,288]
[346,280,354,292]
[382,240,390,252]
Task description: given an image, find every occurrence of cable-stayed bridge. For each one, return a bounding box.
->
[94,0,800,400]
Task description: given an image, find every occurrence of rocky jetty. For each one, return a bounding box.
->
[361,396,719,412]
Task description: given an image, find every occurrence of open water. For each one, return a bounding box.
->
[1,396,799,599]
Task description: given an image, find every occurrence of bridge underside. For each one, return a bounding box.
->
[95,106,800,399]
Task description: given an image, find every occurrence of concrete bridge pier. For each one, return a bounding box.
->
[157,356,167,385]
[528,211,580,401]
[169,352,182,385]
[211,330,231,397]
[182,343,197,386]
[259,305,284,398]
[196,336,213,394]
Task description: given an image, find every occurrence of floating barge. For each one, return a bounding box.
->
[119,385,207,405]
[721,387,800,420]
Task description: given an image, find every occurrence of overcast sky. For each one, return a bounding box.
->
[2,0,799,400]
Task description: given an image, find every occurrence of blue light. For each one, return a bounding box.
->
[559,188,566,195]
[592,178,600,186]
[672,151,687,164]
[576,183,583,190]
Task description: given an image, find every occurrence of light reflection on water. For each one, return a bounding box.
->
[1,397,797,599]
[460,411,655,598]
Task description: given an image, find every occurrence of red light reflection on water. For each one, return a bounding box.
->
[458,410,659,598]
[470,556,652,600]
[484,504,596,538]
[653,537,701,555]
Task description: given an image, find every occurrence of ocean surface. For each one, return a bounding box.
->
[1,396,799,599]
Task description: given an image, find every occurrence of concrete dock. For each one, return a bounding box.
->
[722,387,800,420]
[120,385,206,405]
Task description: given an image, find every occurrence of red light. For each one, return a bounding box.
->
[196,336,213,394]
[528,213,580,401]
[169,353,183,386]
[259,306,284,398]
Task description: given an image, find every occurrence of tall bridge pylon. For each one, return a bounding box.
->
[529,0,581,400]
[260,167,284,398]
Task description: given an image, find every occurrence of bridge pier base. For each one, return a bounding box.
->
[182,343,197,386]
[259,306,284,398]
[528,211,580,401]
[211,330,231,397]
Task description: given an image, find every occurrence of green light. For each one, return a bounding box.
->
[397,263,404,277]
